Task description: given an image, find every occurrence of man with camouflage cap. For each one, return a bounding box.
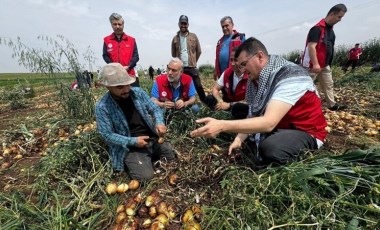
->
[95,63,175,180]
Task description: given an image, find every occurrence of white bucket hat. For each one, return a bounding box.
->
[98,63,136,86]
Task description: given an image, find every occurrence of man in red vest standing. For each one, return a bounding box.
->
[342,43,362,73]
[215,16,245,80]
[302,4,347,111]
[103,13,140,87]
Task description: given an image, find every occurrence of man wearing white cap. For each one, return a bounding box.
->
[95,63,175,180]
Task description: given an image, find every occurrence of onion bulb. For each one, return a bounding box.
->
[167,205,177,219]
[150,221,165,230]
[115,212,126,224]
[157,201,168,216]
[133,193,142,203]
[149,206,157,218]
[116,183,129,193]
[128,180,140,190]
[126,207,135,216]
[116,204,125,213]
[155,214,169,226]
[169,173,178,185]
[142,218,152,228]
[184,221,201,230]
[182,209,194,223]
[105,183,118,195]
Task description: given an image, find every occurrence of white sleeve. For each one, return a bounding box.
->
[271,78,316,105]
[216,72,225,87]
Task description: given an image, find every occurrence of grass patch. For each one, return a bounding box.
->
[0,72,74,88]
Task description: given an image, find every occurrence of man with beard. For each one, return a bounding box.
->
[151,57,199,115]
[190,37,327,169]
[171,15,205,103]
[95,63,175,180]
[103,13,140,87]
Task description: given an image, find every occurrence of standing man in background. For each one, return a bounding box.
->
[171,15,206,103]
[148,65,155,81]
[342,43,362,73]
[302,4,347,111]
[103,13,140,87]
[215,16,245,80]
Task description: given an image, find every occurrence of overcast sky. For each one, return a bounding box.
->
[1,0,380,73]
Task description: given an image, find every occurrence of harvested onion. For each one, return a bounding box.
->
[105,183,118,195]
[169,173,178,185]
[182,209,194,223]
[128,180,140,190]
[116,183,129,193]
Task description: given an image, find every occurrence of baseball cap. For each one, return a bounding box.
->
[179,15,188,23]
[98,63,136,86]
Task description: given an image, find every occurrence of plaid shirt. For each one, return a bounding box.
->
[95,87,164,171]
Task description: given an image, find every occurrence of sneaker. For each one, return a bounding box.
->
[328,103,347,111]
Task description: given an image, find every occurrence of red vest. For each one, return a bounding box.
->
[349,48,361,60]
[104,33,136,76]
[215,30,244,79]
[156,74,192,101]
[277,91,327,141]
[302,19,328,68]
[221,67,248,102]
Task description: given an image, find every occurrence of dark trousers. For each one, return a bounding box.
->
[183,67,206,102]
[204,95,249,119]
[244,129,318,168]
[125,140,175,180]
[343,59,358,72]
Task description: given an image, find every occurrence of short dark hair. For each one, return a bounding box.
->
[327,4,347,16]
[235,37,268,59]
[355,43,360,46]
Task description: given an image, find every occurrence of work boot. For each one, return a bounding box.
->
[328,103,347,111]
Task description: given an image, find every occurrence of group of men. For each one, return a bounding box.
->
[97,4,350,181]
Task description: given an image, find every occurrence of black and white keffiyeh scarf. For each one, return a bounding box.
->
[245,55,311,143]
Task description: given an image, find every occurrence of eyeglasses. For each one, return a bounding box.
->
[238,53,257,69]
[167,65,180,72]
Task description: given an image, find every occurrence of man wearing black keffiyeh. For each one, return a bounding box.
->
[190,37,327,168]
